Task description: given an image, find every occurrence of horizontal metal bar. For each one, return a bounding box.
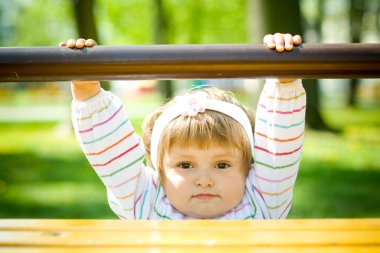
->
[0,43,380,82]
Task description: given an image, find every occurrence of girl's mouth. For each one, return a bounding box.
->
[193,194,218,200]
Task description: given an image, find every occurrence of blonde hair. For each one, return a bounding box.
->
[142,87,255,176]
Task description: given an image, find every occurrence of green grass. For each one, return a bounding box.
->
[289,107,380,218]
[0,122,115,218]
[0,108,379,219]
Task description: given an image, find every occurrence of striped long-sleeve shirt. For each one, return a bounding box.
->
[72,79,306,219]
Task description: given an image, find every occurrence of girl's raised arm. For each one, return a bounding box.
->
[252,33,306,219]
[64,39,149,219]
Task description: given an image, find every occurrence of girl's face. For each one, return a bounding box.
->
[161,142,246,219]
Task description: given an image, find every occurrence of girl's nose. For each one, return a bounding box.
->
[195,170,214,187]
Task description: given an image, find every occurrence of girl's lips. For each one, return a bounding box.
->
[193,194,218,200]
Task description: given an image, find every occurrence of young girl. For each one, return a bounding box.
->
[63,33,305,220]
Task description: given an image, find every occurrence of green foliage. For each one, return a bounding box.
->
[0,0,248,46]
[95,0,153,45]
[167,0,247,44]
[1,0,379,46]
[0,0,76,46]
[96,0,248,44]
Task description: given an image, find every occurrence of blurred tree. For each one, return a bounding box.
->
[247,0,302,40]
[168,0,246,44]
[71,0,99,41]
[247,0,332,130]
[377,1,380,36]
[0,3,6,45]
[153,0,170,44]
[348,0,364,107]
[150,0,247,99]
[71,0,110,90]
[152,0,173,100]
[0,1,74,46]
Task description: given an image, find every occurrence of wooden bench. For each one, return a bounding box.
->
[1,219,379,252]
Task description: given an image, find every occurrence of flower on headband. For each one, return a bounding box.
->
[175,91,208,116]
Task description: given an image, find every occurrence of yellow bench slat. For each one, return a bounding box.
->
[0,219,379,252]
[1,219,379,231]
[1,230,380,246]
[0,246,379,253]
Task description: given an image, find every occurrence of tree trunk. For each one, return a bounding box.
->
[71,0,98,41]
[247,0,332,131]
[247,0,302,36]
[348,0,364,106]
[152,0,173,100]
[377,1,380,37]
[71,0,110,90]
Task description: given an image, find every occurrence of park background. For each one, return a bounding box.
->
[0,0,379,218]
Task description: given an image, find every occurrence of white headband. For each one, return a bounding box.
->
[150,91,254,169]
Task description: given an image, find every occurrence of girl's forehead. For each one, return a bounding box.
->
[169,140,240,153]
[168,143,242,161]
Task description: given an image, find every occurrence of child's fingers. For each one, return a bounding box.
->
[75,38,86,49]
[263,33,302,53]
[67,39,76,48]
[84,38,97,47]
[63,38,97,49]
[263,34,275,49]
[284,33,294,51]
[293,35,302,45]
[274,33,285,52]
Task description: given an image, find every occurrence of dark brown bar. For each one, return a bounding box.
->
[0,43,379,82]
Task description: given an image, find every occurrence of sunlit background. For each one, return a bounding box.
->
[0,0,379,218]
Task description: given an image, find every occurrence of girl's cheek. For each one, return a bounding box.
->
[163,169,188,187]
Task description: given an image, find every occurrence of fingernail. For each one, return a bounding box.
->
[285,45,293,51]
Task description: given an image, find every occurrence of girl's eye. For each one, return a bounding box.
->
[216,163,230,169]
[178,163,192,169]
